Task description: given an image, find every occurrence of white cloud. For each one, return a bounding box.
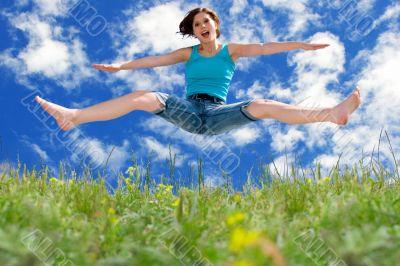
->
[267,83,293,101]
[31,143,50,161]
[226,125,262,146]
[111,66,186,96]
[225,4,276,71]
[357,0,376,13]
[0,161,15,174]
[312,154,340,176]
[33,0,75,16]
[235,80,267,100]
[20,38,71,77]
[140,136,184,166]
[268,154,296,179]
[20,136,50,162]
[106,2,199,96]
[270,127,305,152]
[357,31,400,125]
[204,174,224,188]
[309,29,400,171]
[259,32,347,153]
[229,0,248,16]
[68,132,131,172]
[374,3,400,28]
[261,0,320,37]
[116,2,198,57]
[1,5,94,89]
[289,32,345,108]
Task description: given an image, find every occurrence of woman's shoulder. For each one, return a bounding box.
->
[226,43,241,62]
[226,43,241,51]
[226,43,241,54]
[173,46,197,63]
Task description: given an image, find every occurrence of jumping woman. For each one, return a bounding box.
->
[35,7,361,136]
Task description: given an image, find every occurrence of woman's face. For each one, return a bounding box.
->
[192,12,218,42]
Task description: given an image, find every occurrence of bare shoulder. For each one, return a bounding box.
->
[173,46,192,63]
[227,43,264,60]
[227,43,241,54]
[227,43,244,62]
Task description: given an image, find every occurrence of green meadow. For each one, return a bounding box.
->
[0,159,399,266]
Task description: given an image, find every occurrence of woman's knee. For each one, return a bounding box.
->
[245,99,273,110]
[243,99,274,118]
[131,91,165,112]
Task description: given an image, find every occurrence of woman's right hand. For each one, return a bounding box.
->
[92,63,122,72]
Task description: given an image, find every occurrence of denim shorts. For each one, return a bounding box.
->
[151,92,260,135]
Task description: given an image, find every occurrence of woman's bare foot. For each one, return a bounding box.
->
[330,88,361,125]
[35,96,78,131]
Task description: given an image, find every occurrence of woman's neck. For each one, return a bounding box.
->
[198,41,221,55]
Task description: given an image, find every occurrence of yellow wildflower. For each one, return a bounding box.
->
[127,166,135,176]
[233,260,253,266]
[172,198,180,207]
[233,192,242,203]
[318,177,331,185]
[165,185,173,192]
[107,208,116,215]
[107,208,118,224]
[229,227,260,252]
[49,177,58,183]
[226,212,246,226]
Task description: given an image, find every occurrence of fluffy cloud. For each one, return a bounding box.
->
[114,1,198,57]
[31,143,50,162]
[270,127,305,152]
[236,80,268,100]
[20,136,50,162]
[229,0,248,16]
[374,3,400,31]
[33,0,75,16]
[1,2,94,90]
[253,32,346,157]
[289,32,345,107]
[225,125,262,147]
[64,130,131,172]
[105,2,198,96]
[312,29,400,171]
[111,66,186,96]
[140,136,184,166]
[261,0,320,37]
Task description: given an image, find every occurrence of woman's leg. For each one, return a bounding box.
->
[35,90,164,131]
[244,88,361,125]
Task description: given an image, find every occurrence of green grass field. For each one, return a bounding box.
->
[0,160,399,266]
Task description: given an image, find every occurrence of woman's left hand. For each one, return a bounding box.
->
[301,43,330,50]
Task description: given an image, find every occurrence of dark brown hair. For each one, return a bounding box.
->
[179,7,220,38]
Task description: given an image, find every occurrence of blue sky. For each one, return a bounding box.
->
[1,0,399,189]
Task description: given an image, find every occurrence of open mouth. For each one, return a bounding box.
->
[201,31,210,38]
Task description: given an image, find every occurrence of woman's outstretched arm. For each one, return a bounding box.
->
[229,42,329,61]
[92,47,191,72]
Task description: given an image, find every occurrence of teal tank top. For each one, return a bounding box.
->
[185,44,236,102]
